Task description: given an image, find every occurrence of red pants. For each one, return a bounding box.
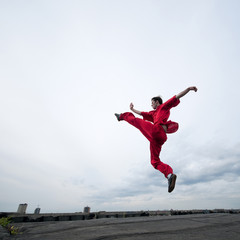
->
[120,112,173,178]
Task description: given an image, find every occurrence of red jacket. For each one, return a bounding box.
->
[141,96,180,134]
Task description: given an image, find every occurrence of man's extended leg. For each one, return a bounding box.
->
[119,112,154,142]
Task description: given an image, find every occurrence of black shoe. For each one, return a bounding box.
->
[114,113,121,121]
[168,174,177,193]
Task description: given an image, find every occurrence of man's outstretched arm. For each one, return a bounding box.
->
[176,86,198,99]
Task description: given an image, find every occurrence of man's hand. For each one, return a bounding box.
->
[189,86,198,92]
[130,102,134,110]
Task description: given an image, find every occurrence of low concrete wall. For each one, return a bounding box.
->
[4,211,149,223]
[1,209,239,223]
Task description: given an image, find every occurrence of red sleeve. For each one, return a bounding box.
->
[162,96,180,110]
[141,111,154,122]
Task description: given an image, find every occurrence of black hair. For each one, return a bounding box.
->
[151,96,163,105]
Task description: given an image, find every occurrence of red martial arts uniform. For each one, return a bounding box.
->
[120,96,180,178]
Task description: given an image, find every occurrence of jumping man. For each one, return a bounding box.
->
[115,86,198,193]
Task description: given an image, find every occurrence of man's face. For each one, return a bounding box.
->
[151,100,158,109]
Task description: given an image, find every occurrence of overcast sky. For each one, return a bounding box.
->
[1,0,240,213]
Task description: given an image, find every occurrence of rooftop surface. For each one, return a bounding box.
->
[1,213,240,240]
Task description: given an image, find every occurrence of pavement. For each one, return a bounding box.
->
[1,213,240,240]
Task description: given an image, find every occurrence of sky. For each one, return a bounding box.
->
[0,0,240,213]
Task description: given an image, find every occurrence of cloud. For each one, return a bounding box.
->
[177,142,240,185]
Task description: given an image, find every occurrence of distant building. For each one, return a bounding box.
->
[17,203,28,214]
[84,206,90,213]
[34,208,41,214]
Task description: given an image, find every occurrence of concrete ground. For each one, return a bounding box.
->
[1,213,240,240]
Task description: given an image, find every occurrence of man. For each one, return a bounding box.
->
[115,86,198,193]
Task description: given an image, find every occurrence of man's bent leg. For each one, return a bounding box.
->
[150,141,173,178]
[120,112,153,142]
